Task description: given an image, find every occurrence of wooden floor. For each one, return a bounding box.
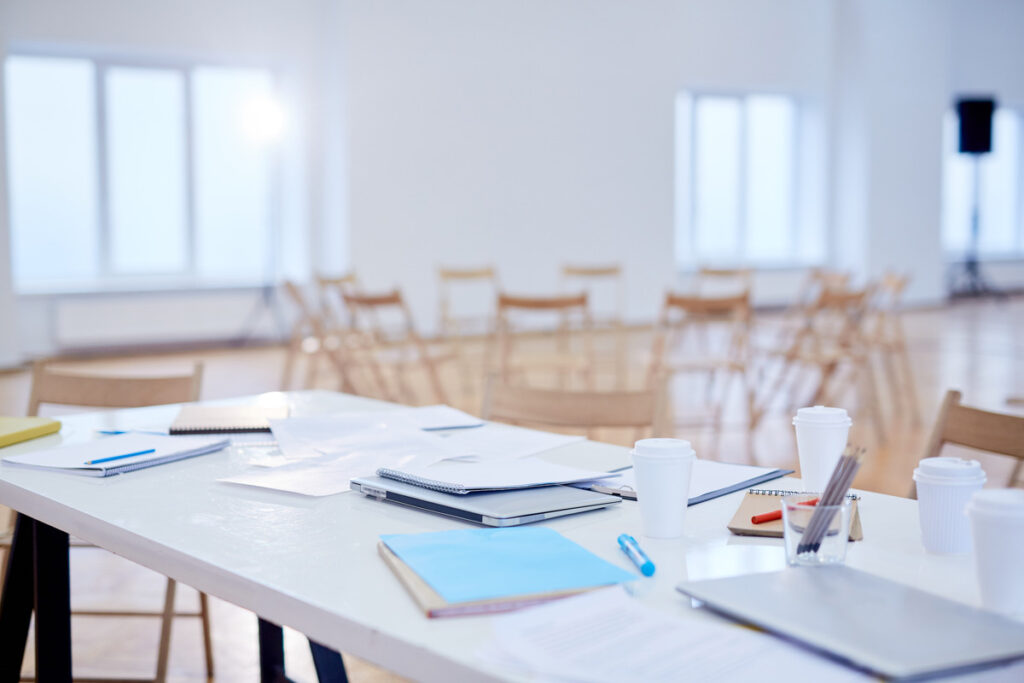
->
[3,296,1024,680]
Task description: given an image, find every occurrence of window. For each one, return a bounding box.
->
[4,54,283,292]
[675,92,804,267]
[941,108,1023,257]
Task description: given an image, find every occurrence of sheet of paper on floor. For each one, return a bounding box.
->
[219,427,452,496]
[480,587,866,683]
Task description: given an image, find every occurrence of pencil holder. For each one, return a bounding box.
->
[782,493,852,566]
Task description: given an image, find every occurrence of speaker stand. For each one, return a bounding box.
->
[949,155,1003,298]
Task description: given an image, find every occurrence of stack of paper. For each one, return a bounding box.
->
[479,587,866,681]
[376,457,616,495]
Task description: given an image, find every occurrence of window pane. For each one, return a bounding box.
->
[192,67,275,280]
[693,97,741,258]
[979,110,1019,253]
[4,56,99,286]
[107,67,187,273]
[942,111,972,254]
[745,96,795,260]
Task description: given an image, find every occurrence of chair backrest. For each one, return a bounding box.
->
[438,266,499,336]
[495,293,594,387]
[343,289,419,340]
[481,375,666,440]
[560,264,624,323]
[695,267,752,297]
[648,291,751,381]
[28,360,203,416]
[911,390,1024,497]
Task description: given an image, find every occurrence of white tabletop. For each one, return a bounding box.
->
[0,391,988,681]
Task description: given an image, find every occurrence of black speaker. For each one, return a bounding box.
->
[956,98,996,154]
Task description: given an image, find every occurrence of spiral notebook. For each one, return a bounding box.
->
[169,405,288,434]
[727,488,863,541]
[376,458,616,495]
[2,433,229,477]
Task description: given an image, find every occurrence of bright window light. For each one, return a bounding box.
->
[241,94,287,144]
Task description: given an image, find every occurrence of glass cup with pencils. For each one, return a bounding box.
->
[781,493,852,566]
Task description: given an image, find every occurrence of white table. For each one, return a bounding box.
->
[0,390,996,681]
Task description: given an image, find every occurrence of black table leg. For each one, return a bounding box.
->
[33,518,71,682]
[0,514,35,681]
[258,617,348,683]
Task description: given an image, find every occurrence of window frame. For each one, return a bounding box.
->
[676,89,804,269]
[4,44,284,293]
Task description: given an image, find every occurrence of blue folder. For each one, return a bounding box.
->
[380,527,636,604]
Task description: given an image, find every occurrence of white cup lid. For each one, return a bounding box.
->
[968,488,1024,517]
[633,438,695,458]
[913,456,986,484]
[792,405,851,425]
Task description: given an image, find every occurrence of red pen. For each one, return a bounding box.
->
[751,497,819,525]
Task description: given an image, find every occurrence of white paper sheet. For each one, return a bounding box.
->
[481,587,866,682]
[430,422,583,462]
[219,427,452,496]
[377,457,616,493]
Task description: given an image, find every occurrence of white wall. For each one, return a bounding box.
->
[338,0,836,330]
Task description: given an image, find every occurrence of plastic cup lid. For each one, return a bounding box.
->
[968,489,1024,517]
[913,456,986,483]
[633,438,695,458]
[792,405,851,425]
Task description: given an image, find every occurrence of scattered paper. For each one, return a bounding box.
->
[431,423,583,462]
[481,587,865,682]
[220,427,452,496]
[396,405,484,431]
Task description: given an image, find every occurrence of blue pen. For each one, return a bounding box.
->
[86,448,156,466]
[617,533,655,577]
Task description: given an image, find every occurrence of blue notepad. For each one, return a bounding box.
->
[380,527,636,604]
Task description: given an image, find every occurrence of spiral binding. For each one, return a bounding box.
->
[377,468,468,494]
[749,488,860,501]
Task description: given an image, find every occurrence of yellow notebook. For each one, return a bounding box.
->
[0,416,61,449]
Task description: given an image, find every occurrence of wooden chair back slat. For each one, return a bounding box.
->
[497,293,588,311]
[28,361,202,416]
[481,375,666,439]
[912,390,1024,497]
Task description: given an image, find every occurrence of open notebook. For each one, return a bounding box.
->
[2,433,229,477]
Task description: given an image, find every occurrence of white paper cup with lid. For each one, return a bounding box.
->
[913,456,986,554]
[792,406,851,492]
[631,438,696,539]
[967,489,1024,615]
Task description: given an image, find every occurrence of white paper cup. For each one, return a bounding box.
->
[913,457,986,554]
[793,406,851,492]
[967,489,1024,616]
[631,438,696,539]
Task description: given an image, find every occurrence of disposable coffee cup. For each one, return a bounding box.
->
[967,489,1024,616]
[913,457,985,554]
[793,406,851,492]
[631,438,696,539]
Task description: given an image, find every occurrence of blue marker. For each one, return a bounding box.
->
[86,448,156,466]
[617,533,655,577]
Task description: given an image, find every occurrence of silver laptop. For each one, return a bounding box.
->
[677,566,1024,680]
[350,475,620,527]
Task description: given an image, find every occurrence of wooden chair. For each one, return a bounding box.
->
[560,264,627,387]
[647,291,755,432]
[863,272,921,424]
[495,293,594,390]
[695,267,753,297]
[316,272,361,329]
[438,266,500,399]
[910,390,1024,498]
[755,285,886,440]
[343,289,451,405]
[481,374,667,442]
[3,360,212,682]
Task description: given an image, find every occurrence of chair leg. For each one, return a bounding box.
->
[154,578,177,683]
[199,591,215,679]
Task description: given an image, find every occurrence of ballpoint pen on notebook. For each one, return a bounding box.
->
[751,497,819,524]
[85,448,156,466]
[617,534,655,577]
